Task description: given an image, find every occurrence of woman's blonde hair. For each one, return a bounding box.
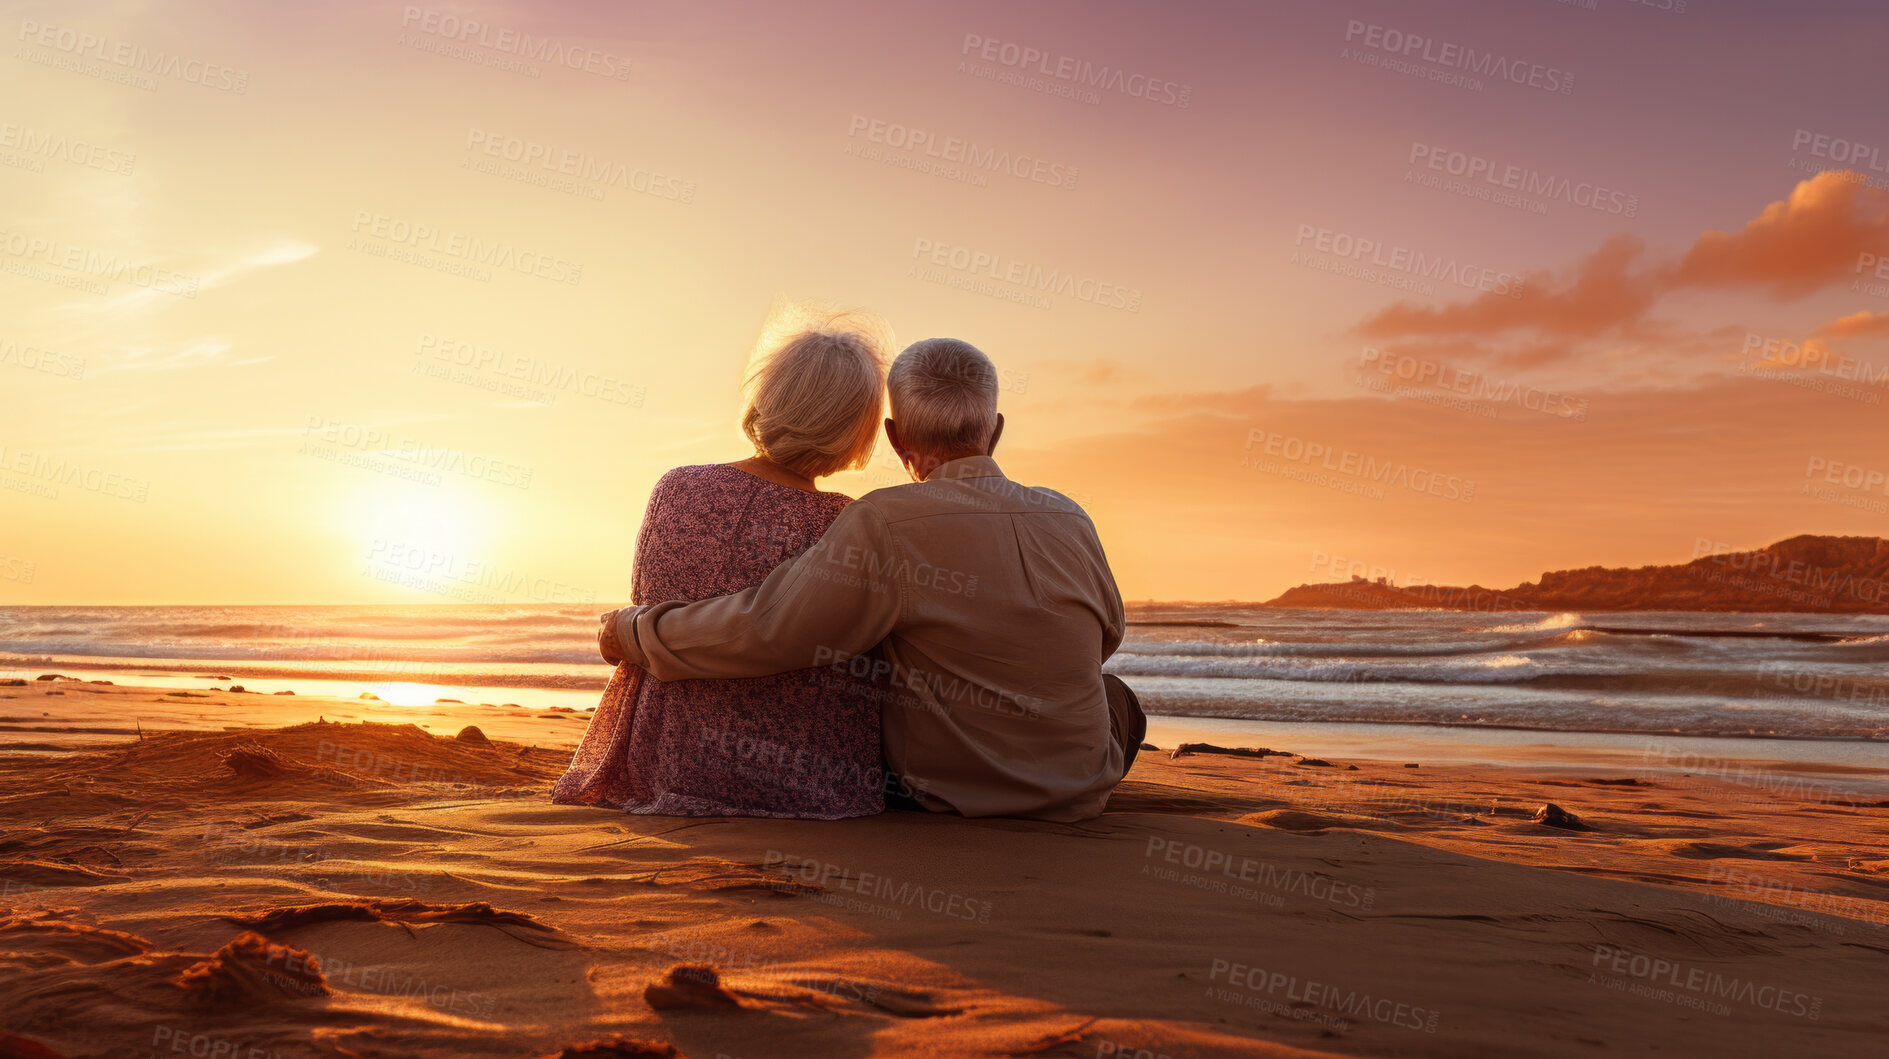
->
[741,319,888,479]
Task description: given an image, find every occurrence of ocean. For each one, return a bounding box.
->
[3,604,1886,742]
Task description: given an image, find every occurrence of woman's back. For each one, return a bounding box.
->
[631,464,846,604]
[554,464,886,818]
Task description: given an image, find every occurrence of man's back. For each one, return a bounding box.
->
[851,457,1126,820]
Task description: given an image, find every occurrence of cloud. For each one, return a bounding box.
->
[104,336,278,374]
[1355,171,1889,359]
[1667,171,1889,299]
[98,239,319,314]
[1813,310,1889,339]
[1358,234,1655,344]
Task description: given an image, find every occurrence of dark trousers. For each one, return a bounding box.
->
[1105,674,1148,776]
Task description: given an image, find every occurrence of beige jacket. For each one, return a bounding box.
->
[612,456,1127,821]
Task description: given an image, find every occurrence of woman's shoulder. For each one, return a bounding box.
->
[646,464,850,519]
[649,463,752,496]
[657,463,740,486]
[641,464,727,516]
[659,464,855,506]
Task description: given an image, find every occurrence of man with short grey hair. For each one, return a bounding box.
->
[601,337,1143,822]
[883,337,1002,468]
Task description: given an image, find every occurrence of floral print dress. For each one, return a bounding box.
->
[553,464,885,818]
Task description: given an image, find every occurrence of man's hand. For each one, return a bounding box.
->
[598,610,625,666]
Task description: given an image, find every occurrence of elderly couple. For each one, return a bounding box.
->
[552,329,1144,823]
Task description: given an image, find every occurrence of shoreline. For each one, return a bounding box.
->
[9,654,1889,739]
[11,668,1889,800]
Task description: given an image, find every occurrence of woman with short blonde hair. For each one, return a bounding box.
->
[555,316,891,818]
[740,327,885,482]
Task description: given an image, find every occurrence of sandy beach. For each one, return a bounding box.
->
[4,680,1886,1058]
[11,0,1889,1053]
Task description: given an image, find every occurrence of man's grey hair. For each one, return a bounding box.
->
[887,338,1000,457]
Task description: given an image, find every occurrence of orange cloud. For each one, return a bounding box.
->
[1813,310,1889,339]
[1356,172,1889,355]
[1357,234,1653,343]
[1669,171,1889,299]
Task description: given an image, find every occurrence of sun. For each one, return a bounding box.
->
[345,478,500,595]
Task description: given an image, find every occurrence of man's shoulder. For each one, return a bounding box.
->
[856,475,1088,524]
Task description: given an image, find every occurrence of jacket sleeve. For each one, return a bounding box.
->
[614,501,904,680]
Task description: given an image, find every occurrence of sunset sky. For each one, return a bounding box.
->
[3,0,1887,604]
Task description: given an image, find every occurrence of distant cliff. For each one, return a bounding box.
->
[1263,535,1889,613]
